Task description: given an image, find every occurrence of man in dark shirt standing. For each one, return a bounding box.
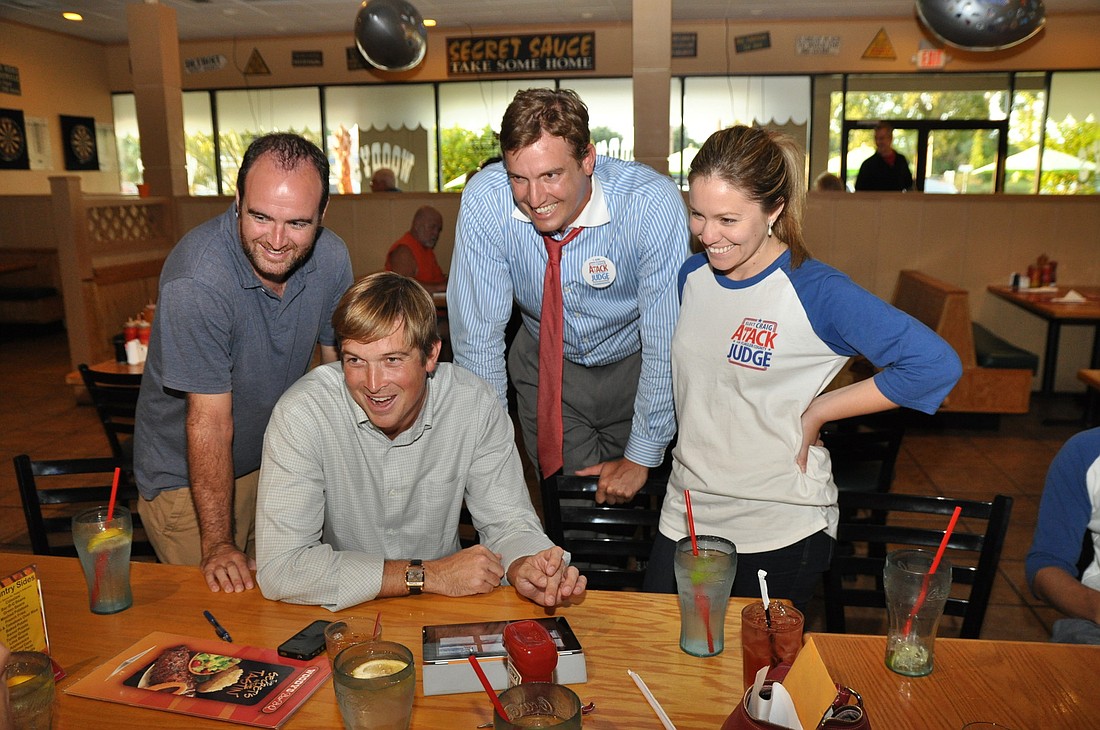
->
[855,122,913,192]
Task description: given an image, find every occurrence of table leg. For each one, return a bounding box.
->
[1042,322,1061,395]
[1091,324,1100,370]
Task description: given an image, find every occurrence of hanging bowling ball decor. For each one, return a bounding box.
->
[354,0,428,71]
[915,0,1046,51]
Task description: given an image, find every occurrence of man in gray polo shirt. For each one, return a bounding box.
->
[134,133,353,593]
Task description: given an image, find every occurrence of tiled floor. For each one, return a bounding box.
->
[1,324,1091,643]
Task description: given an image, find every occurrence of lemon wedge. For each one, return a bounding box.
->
[86,526,128,553]
[349,658,407,679]
[5,674,34,688]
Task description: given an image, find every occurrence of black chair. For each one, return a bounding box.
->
[540,474,667,590]
[823,491,1013,639]
[78,363,141,467]
[821,413,905,495]
[13,454,156,558]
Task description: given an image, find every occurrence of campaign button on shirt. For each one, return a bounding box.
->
[582,256,616,289]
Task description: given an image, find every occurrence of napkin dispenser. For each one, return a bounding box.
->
[722,637,870,730]
[420,616,587,696]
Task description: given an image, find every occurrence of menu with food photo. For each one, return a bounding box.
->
[64,631,331,728]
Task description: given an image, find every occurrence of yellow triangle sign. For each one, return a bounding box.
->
[862,28,896,60]
[243,48,271,75]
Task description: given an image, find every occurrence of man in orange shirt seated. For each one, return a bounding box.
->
[385,205,446,293]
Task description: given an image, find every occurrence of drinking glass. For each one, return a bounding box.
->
[325,616,383,662]
[740,602,804,688]
[4,651,55,730]
[494,682,582,729]
[72,504,133,614]
[884,548,952,676]
[673,535,737,656]
[333,640,414,730]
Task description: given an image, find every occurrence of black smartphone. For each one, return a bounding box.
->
[277,619,332,661]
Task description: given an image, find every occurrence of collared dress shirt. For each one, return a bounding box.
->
[448,156,690,468]
[255,361,554,611]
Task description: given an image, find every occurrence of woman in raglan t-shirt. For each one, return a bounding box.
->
[642,126,962,609]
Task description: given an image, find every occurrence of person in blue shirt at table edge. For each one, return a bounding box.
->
[1027,427,1100,645]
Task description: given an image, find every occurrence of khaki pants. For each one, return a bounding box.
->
[138,470,258,565]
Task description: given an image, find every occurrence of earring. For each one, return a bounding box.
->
[767,220,774,237]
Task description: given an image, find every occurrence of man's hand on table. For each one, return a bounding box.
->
[425,546,506,597]
[508,547,587,607]
[575,458,649,505]
[201,541,256,593]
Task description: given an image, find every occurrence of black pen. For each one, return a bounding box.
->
[204,610,233,643]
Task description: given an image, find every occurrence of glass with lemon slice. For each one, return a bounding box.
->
[4,651,55,729]
[72,504,133,614]
[333,640,414,729]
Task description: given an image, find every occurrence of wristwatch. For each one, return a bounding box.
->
[404,559,424,595]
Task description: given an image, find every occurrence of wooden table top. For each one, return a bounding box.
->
[988,285,1100,322]
[812,632,1100,729]
[3,553,753,729]
[14,552,1100,729]
[64,359,144,387]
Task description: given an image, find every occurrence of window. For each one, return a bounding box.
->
[678,76,811,188]
[325,84,436,193]
[437,79,553,191]
[183,92,217,195]
[214,87,322,196]
[112,94,141,194]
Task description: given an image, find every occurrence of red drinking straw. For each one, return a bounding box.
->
[91,467,122,604]
[903,505,962,635]
[684,489,699,556]
[467,653,508,722]
[683,489,714,652]
[372,610,383,640]
[107,467,120,521]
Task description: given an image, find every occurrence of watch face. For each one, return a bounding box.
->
[405,562,424,592]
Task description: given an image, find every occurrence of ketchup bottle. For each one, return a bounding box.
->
[503,620,557,686]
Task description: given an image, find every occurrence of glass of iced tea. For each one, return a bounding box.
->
[740,602,804,688]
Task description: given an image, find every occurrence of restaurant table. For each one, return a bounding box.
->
[64,358,145,388]
[0,259,36,275]
[987,284,1100,394]
[1,553,754,729]
[813,632,1100,729]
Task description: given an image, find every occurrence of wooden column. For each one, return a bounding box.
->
[127,3,188,198]
[632,0,672,174]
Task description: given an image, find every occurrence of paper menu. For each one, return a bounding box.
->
[0,565,50,654]
[65,631,332,728]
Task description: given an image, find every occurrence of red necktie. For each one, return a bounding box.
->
[537,226,584,479]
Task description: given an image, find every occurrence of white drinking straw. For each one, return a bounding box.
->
[628,669,677,730]
[758,569,771,611]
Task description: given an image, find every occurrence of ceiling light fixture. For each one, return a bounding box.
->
[62,11,83,22]
[423,18,436,27]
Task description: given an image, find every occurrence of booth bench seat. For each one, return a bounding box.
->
[892,270,1035,415]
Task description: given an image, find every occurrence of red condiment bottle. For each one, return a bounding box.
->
[503,620,557,686]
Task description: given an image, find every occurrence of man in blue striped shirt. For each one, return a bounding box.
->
[449,88,689,504]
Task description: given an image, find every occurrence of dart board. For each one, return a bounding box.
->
[0,115,23,162]
[70,123,95,163]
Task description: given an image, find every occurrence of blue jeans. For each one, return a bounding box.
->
[643,530,834,613]
[1051,618,1100,645]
